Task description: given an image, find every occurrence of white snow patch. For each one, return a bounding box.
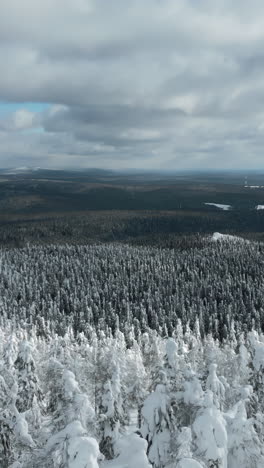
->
[212,232,242,242]
[177,459,204,468]
[205,203,231,210]
[256,205,264,210]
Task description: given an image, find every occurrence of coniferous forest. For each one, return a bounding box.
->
[1,235,264,466]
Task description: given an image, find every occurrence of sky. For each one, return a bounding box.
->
[1,0,264,171]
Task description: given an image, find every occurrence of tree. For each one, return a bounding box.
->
[141,372,173,468]
[206,364,225,410]
[227,400,264,468]
[192,391,227,468]
[44,420,100,468]
[14,340,42,413]
[99,380,121,459]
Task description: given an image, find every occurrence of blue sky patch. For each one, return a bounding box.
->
[0,102,49,116]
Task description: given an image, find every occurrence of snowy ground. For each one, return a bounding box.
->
[204,203,231,210]
[212,232,243,242]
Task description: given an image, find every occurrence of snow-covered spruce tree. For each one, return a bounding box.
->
[192,391,227,468]
[102,433,151,468]
[44,420,101,468]
[0,369,15,466]
[140,370,173,468]
[111,362,128,426]
[226,399,264,468]
[45,360,95,434]
[140,331,164,388]
[164,338,182,392]
[3,334,18,370]
[247,331,264,413]
[167,427,205,468]
[40,361,98,467]
[99,379,122,460]
[175,366,204,428]
[14,340,42,413]
[93,330,127,413]
[206,364,225,410]
[0,410,12,467]
[125,339,148,428]
[3,382,36,468]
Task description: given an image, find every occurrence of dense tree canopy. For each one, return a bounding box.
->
[1,236,264,466]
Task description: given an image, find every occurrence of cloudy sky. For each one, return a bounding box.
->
[1,0,264,170]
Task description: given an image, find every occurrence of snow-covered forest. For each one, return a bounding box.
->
[1,237,264,467]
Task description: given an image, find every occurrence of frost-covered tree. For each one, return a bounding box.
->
[14,340,42,413]
[1,239,264,465]
[99,380,121,459]
[164,338,184,393]
[192,391,227,468]
[167,427,205,468]
[227,400,264,468]
[206,364,225,410]
[44,420,101,468]
[141,371,173,468]
[176,367,204,428]
[102,433,151,468]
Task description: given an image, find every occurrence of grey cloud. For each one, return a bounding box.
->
[1,0,264,169]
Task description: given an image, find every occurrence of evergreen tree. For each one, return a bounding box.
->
[141,371,173,468]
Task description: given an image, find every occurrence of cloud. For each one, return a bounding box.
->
[1,0,264,169]
[13,109,35,130]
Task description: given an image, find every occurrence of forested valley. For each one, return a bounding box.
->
[1,236,264,466]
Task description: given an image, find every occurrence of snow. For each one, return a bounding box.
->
[177,459,204,468]
[226,400,264,468]
[102,433,151,468]
[67,436,100,468]
[141,383,171,466]
[205,203,231,210]
[63,369,80,399]
[45,421,100,468]
[183,370,204,406]
[256,205,264,210]
[126,408,138,434]
[248,332,264,371]
[45,421,86,451]
[165,338,178,369]
[206,364,225,408]
[12,410,35,447]
[192,391,227,467]
[212,232,242,242]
